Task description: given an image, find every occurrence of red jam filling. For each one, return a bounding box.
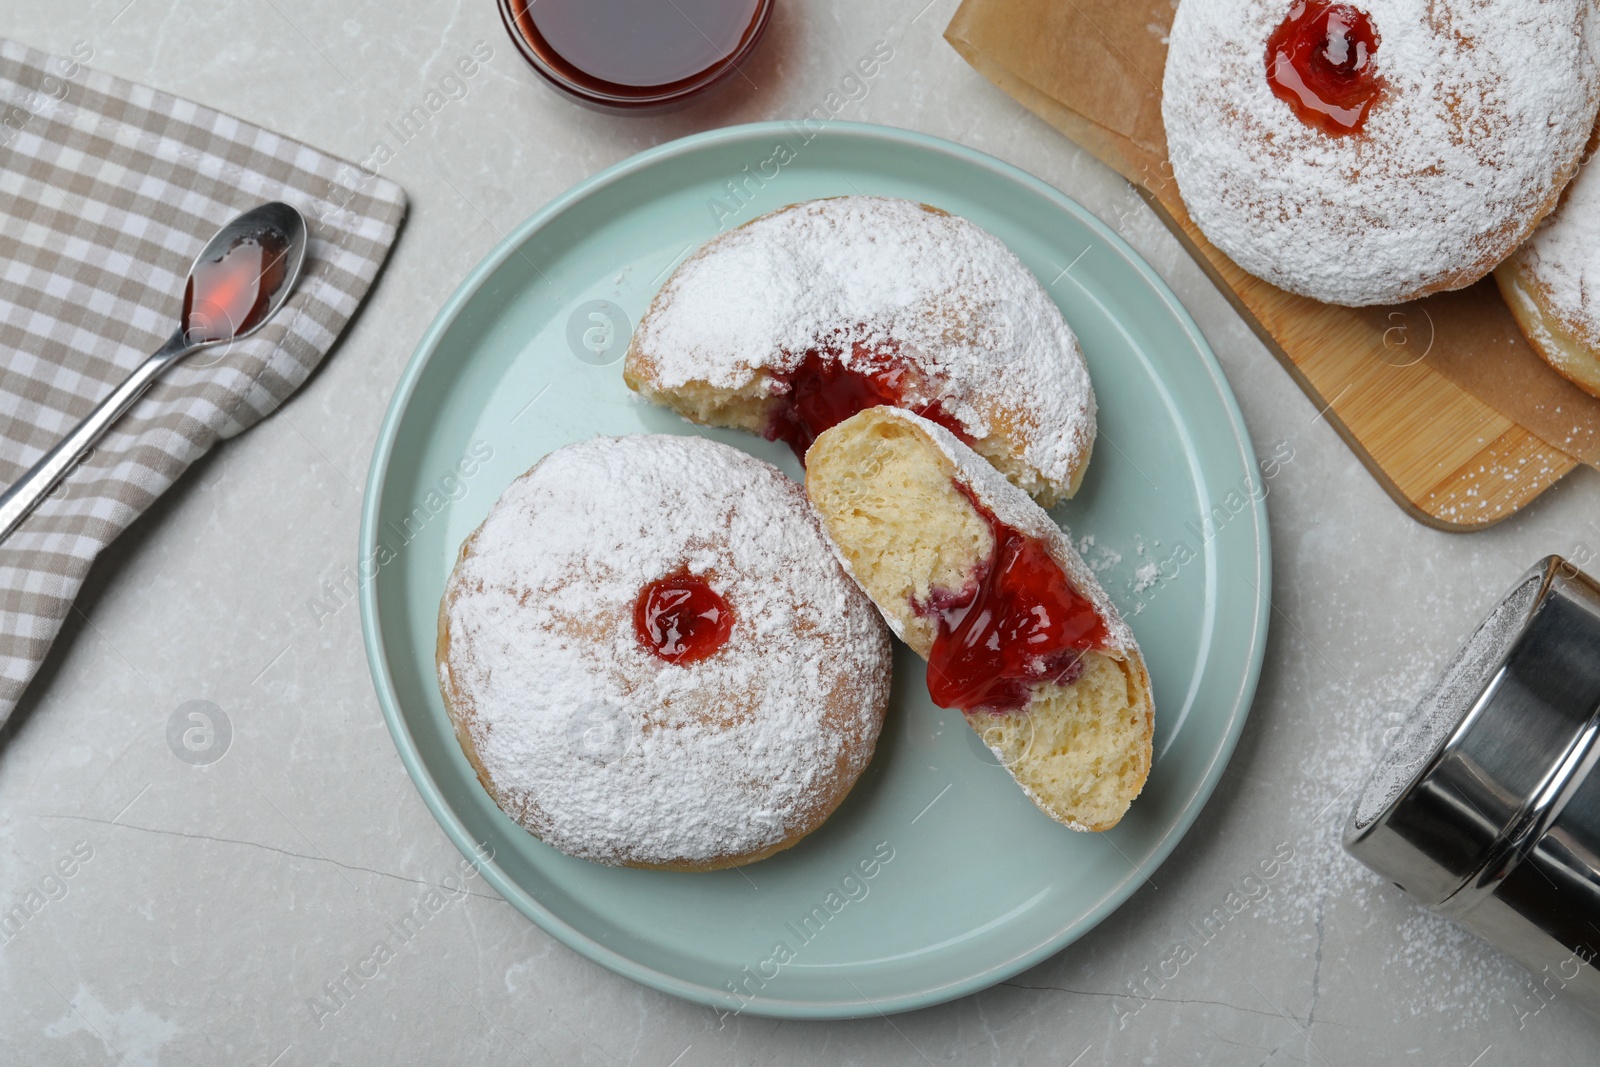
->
[923,486,1110,714]
[183,230,290,344]
[763,341,969,461]
[1265,1,1382,135]
[633,573,733,664]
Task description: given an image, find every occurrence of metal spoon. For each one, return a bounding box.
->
[0,201,308,542]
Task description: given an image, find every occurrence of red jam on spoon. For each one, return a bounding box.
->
[182,230,291,344]
[764,341,969,462]
[923,486,1111,714]
[1265,1,1383,135]
[634,573,734,663]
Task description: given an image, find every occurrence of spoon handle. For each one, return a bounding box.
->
[0,330,197,543]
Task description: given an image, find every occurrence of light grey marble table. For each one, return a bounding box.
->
[4,1,1598,1063]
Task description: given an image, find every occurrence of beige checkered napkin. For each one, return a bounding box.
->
[0,39,406,723]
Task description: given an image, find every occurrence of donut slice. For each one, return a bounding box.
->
[805,407,1153,832]
[437,435,892,870]
[1162,0,1600,306]
[624,196,1096,506]
[1495,134,1600,400]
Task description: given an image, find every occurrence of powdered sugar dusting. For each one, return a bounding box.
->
[438,435,891,868]
[1132,560,1161,593]
[632,196,1096,496]
[1254,612,1536,1027]
[1508,150,1600,352]
[1163,0,1600,306]
[1078,533,1123,572]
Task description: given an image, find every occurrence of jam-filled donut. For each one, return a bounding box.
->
[1495,138,1600,399]
[806,407,1153,832]
[436,435,892,870]
[1162,0,1600,306]
[624,196,1096,507]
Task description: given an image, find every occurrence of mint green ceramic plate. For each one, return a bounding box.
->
[360,122,1269,1019]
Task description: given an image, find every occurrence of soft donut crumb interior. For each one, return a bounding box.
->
[622,369,773,433]
[804,411,992,654]
[966,653,1148,833]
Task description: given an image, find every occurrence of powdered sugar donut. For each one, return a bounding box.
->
[1495,142,1600,399]
[436,435,891,871]
[624,196,1096,506]
[1162,0,1600,306]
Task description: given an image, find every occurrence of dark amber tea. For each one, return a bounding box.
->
[499,0,772,111]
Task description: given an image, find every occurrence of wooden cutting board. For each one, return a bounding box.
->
[946,0,1587,531]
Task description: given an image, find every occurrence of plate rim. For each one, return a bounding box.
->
[358,119,1271,1020]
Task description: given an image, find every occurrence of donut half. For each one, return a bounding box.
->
[624,196,1096,506]
[805,406,1153,832]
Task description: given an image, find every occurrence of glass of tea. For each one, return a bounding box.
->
[498,0,774,112]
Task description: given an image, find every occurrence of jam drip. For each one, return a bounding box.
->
[183,229,290,344]
[763,340,968,461]
[924,486,1110,714]
[633,573,733,663]
[1265,1,1382,135]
